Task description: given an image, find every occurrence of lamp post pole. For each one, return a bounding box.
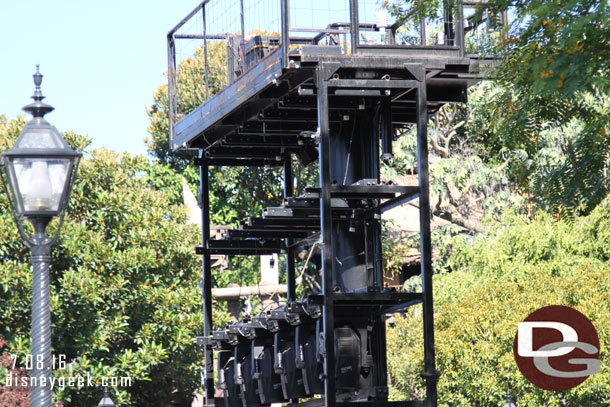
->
[30,219,53,407]
[503,390,517,407]
[0,66,81,407]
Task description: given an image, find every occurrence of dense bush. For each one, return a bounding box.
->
[0,115,206,406]
[388,205,610,406]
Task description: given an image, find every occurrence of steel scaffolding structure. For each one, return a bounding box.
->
[167,1,496,406]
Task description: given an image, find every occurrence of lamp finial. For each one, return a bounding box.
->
[23,65,54,118]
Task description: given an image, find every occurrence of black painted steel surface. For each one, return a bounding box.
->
[166,2,497,407]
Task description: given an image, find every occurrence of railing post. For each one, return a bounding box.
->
[349,0,359,54]
[203,5,210,100]
[443,6,452,45]
[281,0,290,68]
[240,0,246,73]
[420,19,426,46]
[456,0,465,56]
[167,34,176,150]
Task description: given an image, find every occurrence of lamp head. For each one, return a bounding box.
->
[1,66,81,243]
[98,387,115,407]
[503,390,516,407]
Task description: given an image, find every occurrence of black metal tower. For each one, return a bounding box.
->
[167,1,496,406]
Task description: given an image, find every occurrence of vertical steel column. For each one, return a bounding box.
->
[380,97,393,161]
[199,151,215,403]
[240,0,246,74]
[29,229,52,407]
[316,65,336,407]
[281,0,290,68]
[416,71,438,407]
[371,108,388,395]
[369,107,383,289]
[349,0,359,54]
[203,5,210,100]
[284,155,296,301]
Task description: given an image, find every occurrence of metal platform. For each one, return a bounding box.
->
[167,0,496,153]
[171,46,488,151]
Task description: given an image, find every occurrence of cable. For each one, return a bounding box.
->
[342,114,357,184]
[295,242,319,293]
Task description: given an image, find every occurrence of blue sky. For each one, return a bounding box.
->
[0,0,201,157]
[0,1,385,157]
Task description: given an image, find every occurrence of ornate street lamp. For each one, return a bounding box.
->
[0,66,81,407]
[97,387,115,407]
[503,390,517,407]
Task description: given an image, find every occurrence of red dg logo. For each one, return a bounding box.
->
[513,305,601,391]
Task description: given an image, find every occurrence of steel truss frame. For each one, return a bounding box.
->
[194,60,441,407]
[173,2,496,406]
[315,63,438,407]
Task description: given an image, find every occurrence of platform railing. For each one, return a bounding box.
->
[167,0,284,148]
[167,0,503,148]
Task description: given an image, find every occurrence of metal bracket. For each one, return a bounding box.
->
[404,64,426,82]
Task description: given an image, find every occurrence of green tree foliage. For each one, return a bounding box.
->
[487,0,610,216]
[0,115,206,406]
[146,41,319,293]
[388,0,610,216]
[146,41,227,170]
[388,204,610,406]
[146,41,285,222]
[382,82,524,240]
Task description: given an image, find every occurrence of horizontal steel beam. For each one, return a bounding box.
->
[195,157,284,167]
[307,291,423,306]
[305,184,418,200]
[337,401,426,407]
[196,239,285,255]
[225,229,312,239]
[327,79,419,89]
[212,284,288,300]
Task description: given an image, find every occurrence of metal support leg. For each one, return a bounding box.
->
[369,108,383,289]
[380,97,393,161]
[317,66,336,407]
[284,155,296,301]
[199,151,215,403]
[416,72,438,407]
[370,108,388,395]
[30,240,52,407]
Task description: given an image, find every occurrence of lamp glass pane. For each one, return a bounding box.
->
[13,124,66,149]
[13,158,70,212]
